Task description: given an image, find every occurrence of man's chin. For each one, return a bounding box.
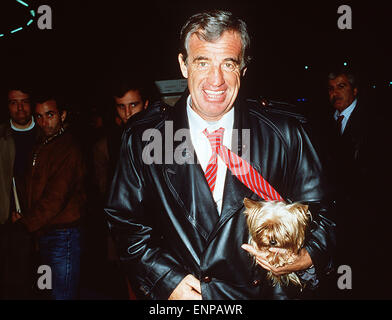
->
[43,130,56,138]
[13,118,30,126]
[333,102,344,109]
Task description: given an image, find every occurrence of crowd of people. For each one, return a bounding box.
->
[0,9,388,300]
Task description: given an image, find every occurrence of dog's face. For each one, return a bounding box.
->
[243,198,310,256]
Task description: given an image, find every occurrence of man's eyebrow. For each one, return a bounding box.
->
[117,101,140,106]
[223,57,241,65]
[192,56,210,63]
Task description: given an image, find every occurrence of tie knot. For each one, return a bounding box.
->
[337,115,344,124]
[203,127,224,152]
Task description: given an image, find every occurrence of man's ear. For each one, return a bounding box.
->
[144,100,149,109]
[353,87,358,97]
[178,53,188,78]
[242,67,247,77]
[60,110,67,123]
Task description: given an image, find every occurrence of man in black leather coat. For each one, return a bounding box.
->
[105,10,336,300]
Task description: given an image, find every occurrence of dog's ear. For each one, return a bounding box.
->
[288,203,309,214]
[243,198,260,211]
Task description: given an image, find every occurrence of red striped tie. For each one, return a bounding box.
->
[203,127,284,201]
[203,128,223,193]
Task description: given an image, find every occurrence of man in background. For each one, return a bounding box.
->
[0,83,37,299]
[326,68,386,298]
[13,92,86,300]
[87,77,150,299]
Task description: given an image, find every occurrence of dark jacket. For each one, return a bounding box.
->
[21,129,86,234]
[105,94,336,300]
[0,123,15,224]
[93,125,123,198]
[334,100,373,202]
[0,122,37,224]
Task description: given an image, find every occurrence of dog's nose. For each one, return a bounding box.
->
[269,239,277,246]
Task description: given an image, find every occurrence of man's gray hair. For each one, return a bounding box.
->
[328,68,358,89]
[179,10,251,69]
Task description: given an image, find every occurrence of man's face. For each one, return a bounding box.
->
[35,100,66,137]
[328,74,358,112]
[178,30,246,122]
[114,89,148,125]
[8,90,32,127]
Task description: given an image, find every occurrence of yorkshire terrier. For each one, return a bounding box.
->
[243,198,311,288]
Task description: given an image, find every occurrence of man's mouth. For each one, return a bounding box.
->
[332,97,342,104]
[203,89,226,101]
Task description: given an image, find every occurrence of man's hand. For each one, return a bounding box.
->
[168,274,202,300]
[11,211,22,223]
[241,244,313,276]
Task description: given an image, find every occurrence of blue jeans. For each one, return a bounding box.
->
[38,227,81,300]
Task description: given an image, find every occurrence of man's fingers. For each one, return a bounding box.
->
[169,274,202,300]
[241,244,263,257]
[189,290,202,300]
[186,274,201,294]
[11,211,22,223]
[242,244,293,275]
[242,244,269,259]
[256,257,276,271]
[268,247,287,254]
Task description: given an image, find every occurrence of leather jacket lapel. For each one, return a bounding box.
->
[163,94,220,240]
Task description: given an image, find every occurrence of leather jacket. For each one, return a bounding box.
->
[21,129,86,235]
[105,93,336,300]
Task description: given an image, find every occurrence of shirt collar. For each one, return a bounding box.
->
[334,98,358,120]
[10,116,35,132]
[186,95,234,134]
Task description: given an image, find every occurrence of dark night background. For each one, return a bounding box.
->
[1,0,391,121]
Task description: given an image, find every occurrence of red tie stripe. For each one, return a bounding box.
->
[203,127,283,202]
[203,128,224,193]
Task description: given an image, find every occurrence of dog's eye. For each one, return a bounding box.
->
[269,239,277,246]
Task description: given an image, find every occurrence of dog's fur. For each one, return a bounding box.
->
[243,198,310,287]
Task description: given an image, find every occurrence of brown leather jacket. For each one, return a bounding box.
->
[21,128,86,234]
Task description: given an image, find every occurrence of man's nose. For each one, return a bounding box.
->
[208,66,225,87]
[42,117,50,127]
[125,105,133,118]
[16,101,24,111]
[329,88,338,98]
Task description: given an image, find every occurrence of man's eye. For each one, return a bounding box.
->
[36,115,41,119]
[197,61,208,68]
[23,99,30,104]
[223,62,236,71]
[117,104,125,109]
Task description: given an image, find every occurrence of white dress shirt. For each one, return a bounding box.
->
[334,98,357,134]
[186,95,234,215]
